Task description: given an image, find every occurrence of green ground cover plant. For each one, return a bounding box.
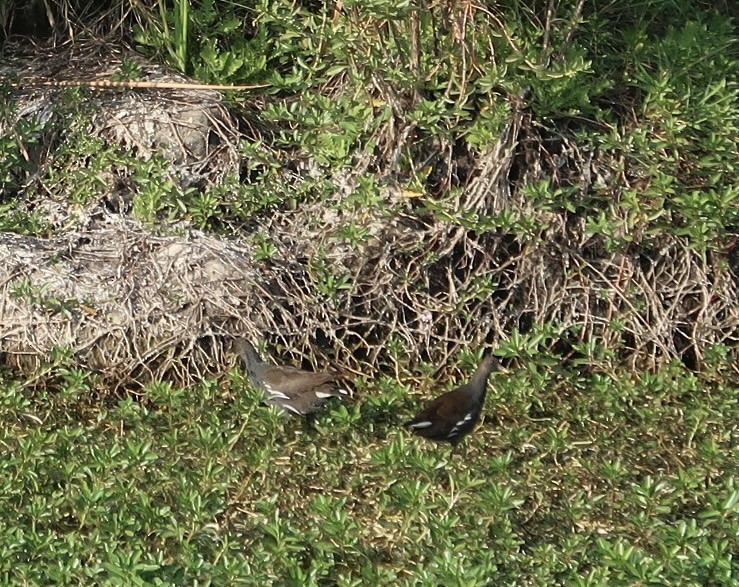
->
[0,342,737,585]
[1,0,738,584]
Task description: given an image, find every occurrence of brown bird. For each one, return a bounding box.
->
[404,354,500,447]
[233,338,350,415]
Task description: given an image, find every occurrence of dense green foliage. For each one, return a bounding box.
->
[1,341,737,585]
[132,0,739,248]
[1,0,738,584]
[2,0,738,246]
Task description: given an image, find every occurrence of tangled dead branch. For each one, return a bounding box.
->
[1,39,241,192]
[0,220,261,389]
[0,40,736,391]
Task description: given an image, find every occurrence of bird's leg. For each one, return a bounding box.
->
[461,440,471,461]
[302,413,317,432]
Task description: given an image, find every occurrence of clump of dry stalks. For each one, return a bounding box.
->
[1,41,736,392]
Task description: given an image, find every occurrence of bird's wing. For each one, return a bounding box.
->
[406,389,456,427]
[262,366,338,395]
[405,385,477,440]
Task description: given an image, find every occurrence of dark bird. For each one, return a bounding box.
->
[233,338,351,415]
[404,354,500,447]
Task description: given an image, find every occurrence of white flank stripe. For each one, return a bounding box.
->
[282,403,302,415]
[314,391,334,399]
[264,385,290,400]
[450,413,474,436]
[410,421,433,429]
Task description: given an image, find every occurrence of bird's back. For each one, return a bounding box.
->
[261,365,339,395]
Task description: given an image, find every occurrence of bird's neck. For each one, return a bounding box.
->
[241,348,265,369]
[465,361,495,399]
[465,379,489,401]
[470,365,493,388]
